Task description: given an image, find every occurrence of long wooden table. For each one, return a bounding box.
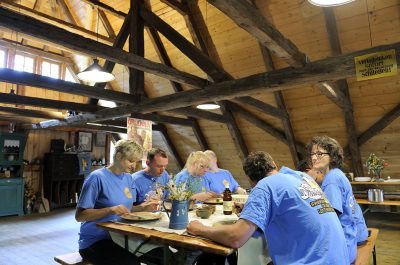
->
[97,221,233,256]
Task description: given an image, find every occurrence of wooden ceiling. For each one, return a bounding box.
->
[0,0,399,181]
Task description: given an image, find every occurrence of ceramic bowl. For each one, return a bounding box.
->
[196,208,212,219]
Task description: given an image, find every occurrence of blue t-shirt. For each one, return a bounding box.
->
[77,168,136,249]
[240,167,349,265]
[131,169,170,204]
[321,168,358,262]
[205,169,240,193]
[175,169,210,194]
[355,203,368,244]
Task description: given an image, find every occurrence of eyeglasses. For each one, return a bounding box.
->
[310,152,329,159]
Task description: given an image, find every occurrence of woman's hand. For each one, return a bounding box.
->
[190,192,213,202]
[133,199,161,212]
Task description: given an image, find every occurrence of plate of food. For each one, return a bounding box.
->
[203,198,223,205]
[120,212,162,221]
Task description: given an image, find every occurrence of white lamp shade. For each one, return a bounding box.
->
[77,59,115,83]
[196,103,220,110]
[308,0,356,7]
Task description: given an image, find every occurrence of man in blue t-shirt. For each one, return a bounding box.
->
[204,150,247,194]
[187,151,350,265]
[132,148,170,205]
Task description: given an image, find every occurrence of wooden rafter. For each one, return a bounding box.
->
[157,124,184,168]
[99,10,116,38]
[322,8,363,176]
[79,0,126,19]
[58,0,78,25]
[207,0,307,67]
[0,68,138,104]
[0,92,103,113]
[145,22,209,150]
[32,41,400,128]
[0,7,207,88]
[0,0,113,44]
[0,106,64,120]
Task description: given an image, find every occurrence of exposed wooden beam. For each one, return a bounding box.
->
[130,113,193,126]
[29,41,400,127]
[219,101,249,161]
[234,96,287,119]
[58,0,78,25]
[228,102,287,144]
[99,9,116,38]
[207,0,306,67]
[140,5,230,82]
[0,0,113,44]
[0,92,103,112]
[0,106,64,120]
[0,38,74,65]
[79,0,126,19]
[144,14,210,151]
[129,0,145,100]
[358,103,400,146]
[170,107,226,124]
[157,124,184,168]
[160,0,188,15]
[323,8,363,177]
[0,7,207,88]
[317,82,351,111]
[0,68,138,104]
[191,119,210,151]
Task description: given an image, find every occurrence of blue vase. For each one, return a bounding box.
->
[169,200,189,229]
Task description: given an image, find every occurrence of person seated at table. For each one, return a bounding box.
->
[175,151,218,202]
[307,136,368,261]
[132,147,170,204]
[297,158,368,246]
[204,150,247,194]
[75,139,160,265]
[187,151,350,265]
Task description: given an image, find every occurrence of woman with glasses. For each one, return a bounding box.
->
[175,151,217,202]
[307,136,367,264]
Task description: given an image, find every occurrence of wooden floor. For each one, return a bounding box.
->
[0,209,399,265]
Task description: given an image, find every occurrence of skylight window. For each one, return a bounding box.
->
[42,61,60,79]
[14,54,34,73]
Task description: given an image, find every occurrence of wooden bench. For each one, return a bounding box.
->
[355,228,379,265]
[54,252,92,265]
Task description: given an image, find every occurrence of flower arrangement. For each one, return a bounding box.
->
[165,175,199,201]
[365,153,389,177]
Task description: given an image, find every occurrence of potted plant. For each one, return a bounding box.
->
[365,153,389,181]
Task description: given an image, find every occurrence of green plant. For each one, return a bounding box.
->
[365,153,389,176]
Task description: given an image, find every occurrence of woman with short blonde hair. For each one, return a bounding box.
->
[175,151,216,201]
[76,139,159,265]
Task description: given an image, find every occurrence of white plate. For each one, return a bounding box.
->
[120,212,162,221]
[354,177,371,182]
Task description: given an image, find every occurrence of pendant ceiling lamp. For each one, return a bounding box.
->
[77,58,115,83]
[77,7,114,83]
[196,103,220,110]
[308,0,356,7]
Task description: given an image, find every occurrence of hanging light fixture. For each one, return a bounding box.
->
[196,103,220,110]
[307,0,356,7]
[77,7,114,83]
[77,58,114,82]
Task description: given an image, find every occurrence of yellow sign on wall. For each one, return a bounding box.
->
[355,49,397,81]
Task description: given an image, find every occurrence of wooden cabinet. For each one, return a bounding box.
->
[43,153,84,210]
[0,133,26,216]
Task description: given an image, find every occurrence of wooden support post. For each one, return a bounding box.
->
[158,124,184,168]
[323,8,364,176]
[129,0,145,101]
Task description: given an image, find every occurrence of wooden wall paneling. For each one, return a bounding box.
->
[157,124,184,168]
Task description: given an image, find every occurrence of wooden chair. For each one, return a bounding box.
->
[355,228,379,265]
[54,252,92,265]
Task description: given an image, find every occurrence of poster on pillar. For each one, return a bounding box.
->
[127,118,152,160]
